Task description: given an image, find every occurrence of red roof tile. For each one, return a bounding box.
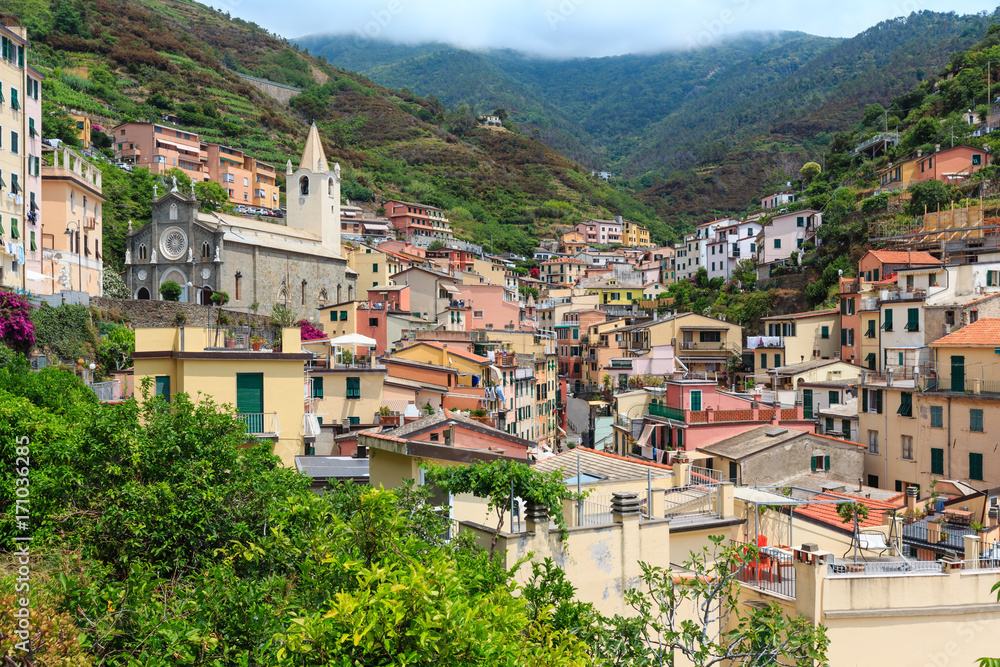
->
[794,490,904,531]
[401,341,491,364]
[931,318,1000,347]
[868,250,942,265]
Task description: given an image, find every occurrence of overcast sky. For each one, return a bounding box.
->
[206,0,997,58]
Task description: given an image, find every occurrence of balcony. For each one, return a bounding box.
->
[238,412,280,437]
[609,359,632,369]
[880,288,926,302]
[679,340,730,352]
[648,403,685,421]
[206,326,281,351]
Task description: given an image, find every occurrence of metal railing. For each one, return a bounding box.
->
[90,380,130,402]
[648,404,685,421]
[732,541,796,598]
[207,326,280,351]
[579,493,614,526]
[827,559,944,576]
[237,412,280,436]
[902,521,972,551]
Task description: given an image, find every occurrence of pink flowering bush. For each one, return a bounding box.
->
[297,319,327,341]
[0,291,34,355]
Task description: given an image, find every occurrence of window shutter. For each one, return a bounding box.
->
[970,453,984,481]
[862,388,868,411]
[841,328,847,345]
[876,390,883,414]
[931,448,944,475]
[824,455,831,470]
[841,299,847,315]
[906,308,919,331]
[313,377,324,398]
[154,376,171,402]
[811,456,817,472]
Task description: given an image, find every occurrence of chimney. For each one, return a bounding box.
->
[615,215,623,224]
[906,486,918,514]
[917,149,922,158]
[935,144,941,153]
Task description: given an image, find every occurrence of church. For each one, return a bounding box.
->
[124,123,357,316]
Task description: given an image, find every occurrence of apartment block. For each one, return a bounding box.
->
[384,199,454,241]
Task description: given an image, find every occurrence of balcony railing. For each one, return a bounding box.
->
[206,326,280,351]
[880,288,926,302]
[648,404,685,421]
[90,380,130,402]
[238,412,280,437]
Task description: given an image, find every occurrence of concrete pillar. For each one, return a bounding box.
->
[525,502,549,536]
[964,534,981,562]
[791,546,830,625]
[752,402,759,421]
[706,406,714,423]
[673,454,691,487]
[719,482,735,518]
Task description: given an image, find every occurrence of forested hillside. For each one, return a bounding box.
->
[7,0,674,266]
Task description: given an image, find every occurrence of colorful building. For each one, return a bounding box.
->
[383,199,454,241]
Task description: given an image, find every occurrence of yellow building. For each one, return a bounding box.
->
[583,318,633,390]
[132,325,307,467]
[755,309,840,385]
[303,348,386,429]
[345,243,399,291]
[41,147,106,296]
[584,278,644,305]
[389,341,490,387]
[71,113,92,150]
[621,220,651,247]
[615,312,743,378]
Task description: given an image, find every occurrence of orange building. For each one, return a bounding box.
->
[384,199,454,240]
[113,122,205,181]
[203,143,279,209]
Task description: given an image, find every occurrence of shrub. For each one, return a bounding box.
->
[0,291,35,355]
[159,281,183,301]
[297,319,327,341]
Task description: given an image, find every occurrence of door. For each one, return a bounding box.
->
[951,355,965,393]
[236,373,264,432]
[803,389,813,420]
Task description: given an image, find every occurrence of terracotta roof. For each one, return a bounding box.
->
[867,250,942,265]
[400,341,491,364]
[930,318,1000,346]
[794,490,904,531]
[533,447,671,481]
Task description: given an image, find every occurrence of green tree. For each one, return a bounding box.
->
[96,323,134,372]
[195,180,234,213]
[862,103,886,127]
[908,180,955,216]
[799,161,821,183]
[102,264,129,298]
[625,537,829,666]
[41,100,82,147]
[159,280,182,301]
[421,459,582,556]
[427,240,447,251]
[51,0,84,36]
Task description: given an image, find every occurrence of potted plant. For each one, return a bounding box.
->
[469,408,493,426]
[249,335,265,351]
[927,479,942,516]
[971,520,988,535]
[377,405,397,426]
[225,330,236,349]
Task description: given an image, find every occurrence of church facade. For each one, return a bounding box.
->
[124,124,356,317]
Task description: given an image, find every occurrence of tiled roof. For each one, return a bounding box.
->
[401,341,491,364]
[794,490,904,531]
[533,447,671,481]
[931,318,1000,346]
[868,250,942,265]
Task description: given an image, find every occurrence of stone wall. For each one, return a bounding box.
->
[90,297,270,328]
[236,73,301,105]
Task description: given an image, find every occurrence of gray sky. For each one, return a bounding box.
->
[207,0,997,58]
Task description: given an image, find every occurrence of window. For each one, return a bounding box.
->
[825,417,835,432]
[797,238,803,249]
[339,310,348,321]
[821,325,829,339]
[904,308,919,332]
[897,392,913,417]
[901,435,913,460]
[971,408,984,432]
[828,391,839,405]
[973,154,983,166]
[865,320,876,338]
[868,474,879,488]
[882,308,893,331]
[699,331,721,343]
[311,377,324,398]
[865,353,876,369]
[931,448,944,475]
[369,318,378,327]
[10,87,17,110]
[774,238,781,249]
[970,453,984,481]
[154,376,171,402]
[690,390,702,412]
[862,388,883,414]
[930,405,943,428]
[810,455,830,471]
[346,377,361,399]
[774,354,781,367]
[760,354,767,369]
[868,430,879,455]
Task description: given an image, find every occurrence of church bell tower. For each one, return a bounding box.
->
[286,122,341,254]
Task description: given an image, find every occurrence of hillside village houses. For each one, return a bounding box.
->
[8,35,1000,659]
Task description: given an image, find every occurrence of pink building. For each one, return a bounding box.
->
[911,145,990,187]
[23,65,44,293]
[447,283,522,332]
[356,284,411,355]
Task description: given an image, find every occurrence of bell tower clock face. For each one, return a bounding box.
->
[160,227,188,262]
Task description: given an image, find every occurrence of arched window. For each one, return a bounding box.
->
[136,287,150,300]
[299,176,309,196]
[278,286,288,303]
[328,178,335,197]
[202,241,211,259]
[301,280,307,306]
[348,285,354,302]
[169,203,178,221]
[337,285,342,303]
[138,244,148,261]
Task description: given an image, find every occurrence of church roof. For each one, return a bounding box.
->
[201,211,350,264]
[300,122,329,173]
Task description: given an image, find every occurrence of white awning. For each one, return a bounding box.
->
[441,284,460,294]
[25,269,54,281]
[636,423,655,447]
[328,333,377,347]
[734,487,803,506]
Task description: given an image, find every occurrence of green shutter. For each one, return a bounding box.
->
[825,455,831,470]
[10,218,17,239]
[971,408,984,432]
[811,456,818,472]
[821,325,829,339]
[841,299,847,315]
[897,392,912,417]
[312,376,324,398]
[330,311,336,322]
[825,417,835,432]
[883,309,893,330]
[876,390,883,414]
[905,308,919,331]
[340,310,348,321]
[154,376,171,403]
[873,268,880,281]
[29,231,35,251]
[803,389,813,420]
[829,391,839,405]
[862,388,868,412]
[866,320,875,338]
[970,453,984,481]
[931,448,944,475]
[346,376,361,399]
[690,390,702,412]
[930,406,943,428]
[236,373,264,414]
[865,353,876,369]
[841,328,847,345]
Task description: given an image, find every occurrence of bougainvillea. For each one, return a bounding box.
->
[297,319,327,341]
[0,291,34,355]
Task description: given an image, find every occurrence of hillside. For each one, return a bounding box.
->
[300,10,999,228]
[10,0,673,268]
